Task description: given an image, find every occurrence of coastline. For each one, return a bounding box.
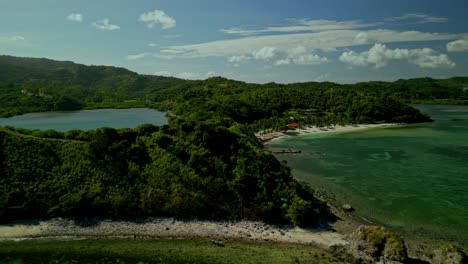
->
[256,121,468,259]
[255,123,399,145]
[0,218,347,249]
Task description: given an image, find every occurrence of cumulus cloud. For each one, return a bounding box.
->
[313,73,332,82]
[178,72,216,80]
[155,29,456,68]
[274,46,329,66]
[390,13,448,24]
[226,45,329,66]
[206,71,217,77]
[139,10,176,29]
[160,29,456,59]
[253,47,277,60]
[339,43,455,69]
[177,72,201,79]
[447,40,468,52]
[154,71,173,77]
[93,18,120,31]
[228,55,251,63]
[353,32,370,45]
[220,19,377,35]
[66,13,83,23]
[274,59,291,66]
[410,50,455,68]
[291,54,329,65]
[154,71,216,80]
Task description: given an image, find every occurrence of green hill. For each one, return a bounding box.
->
[1,55,467,225]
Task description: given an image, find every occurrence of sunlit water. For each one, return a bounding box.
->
[270,105,468,245]
[0,108,167,131]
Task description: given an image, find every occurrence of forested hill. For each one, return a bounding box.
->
[1,55,466,128]
[0,121,330,226]
[0,55,464,225]
[0,55,185,116]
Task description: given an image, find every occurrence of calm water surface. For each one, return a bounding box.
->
[0,108,167,131]
[271,105,468,245]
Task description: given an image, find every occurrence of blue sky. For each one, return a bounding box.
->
[1,0,467,83]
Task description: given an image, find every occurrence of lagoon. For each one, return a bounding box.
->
[0,108,167,131]
[270,105,468,246]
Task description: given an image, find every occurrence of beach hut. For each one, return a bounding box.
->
[287,123,299,128]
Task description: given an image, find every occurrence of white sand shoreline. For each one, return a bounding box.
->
[0,218,347,248]
[256,123,399,145]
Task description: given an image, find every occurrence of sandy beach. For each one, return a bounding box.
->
[255,123,398,145]
[0,218,348,249]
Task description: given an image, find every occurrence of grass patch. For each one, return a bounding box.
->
[0,238,349,264]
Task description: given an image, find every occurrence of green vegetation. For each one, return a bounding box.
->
[0,238,349,264]
[0,121,329,225]
[357,226,407,262]
[164,78,432,132]
[1,55,466,226]
[2,55,467,125]
[429,243,468,264]
[0,55,183,117]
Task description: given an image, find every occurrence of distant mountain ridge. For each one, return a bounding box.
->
[0,54,467,119]
[0,55,186,116]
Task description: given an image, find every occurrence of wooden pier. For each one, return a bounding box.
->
[271,148,302,154]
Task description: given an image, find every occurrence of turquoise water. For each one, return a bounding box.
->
[0,108,167,131]
[270,105,468,245]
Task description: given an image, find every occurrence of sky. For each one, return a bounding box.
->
[1,0,468,83]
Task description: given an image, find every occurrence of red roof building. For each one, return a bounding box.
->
[287,123,299,128]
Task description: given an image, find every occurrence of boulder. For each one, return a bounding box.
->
[210,240,225,247]
[348,225,408,264]
[342,204,354,211]
[431,243,468,264]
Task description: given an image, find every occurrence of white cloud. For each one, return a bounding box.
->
[220,19,377,35]
[227,45,329,66]
[274,59,291,66]
[126,53,152,60]
[93,18,120,31]
[291,54,329,65]
[178,72,201,79]
[66,13,83,23]
[410,49,455,68]
[339,43,455,69]
[154,71,216,80]
[228,55,251,63]
[447,40,468,52]
[221,28,253,35]
[206,71,217,77]
[154,71,173,77]
[0,35,26,46]
[313,73,331,82]
[160,29,456,59]
[0,35,25,41]
[253,47,277,60]
[156,29,455,68]
[274,46,329,66]
[353,32,370,45]
[139,10,176,29]
[149,43,157,47]
[390,13,448,24]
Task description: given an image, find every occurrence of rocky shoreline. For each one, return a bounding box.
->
[1,215,466,263]
[0,218,347,248]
